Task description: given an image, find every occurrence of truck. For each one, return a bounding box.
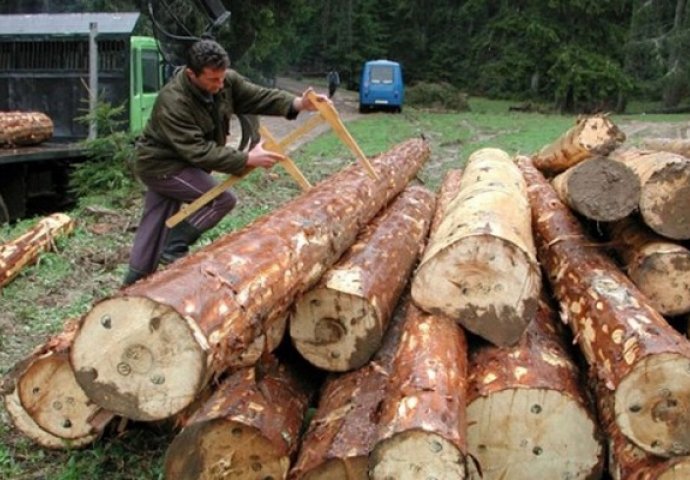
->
[0,12,164,224]
[359,60,404,113]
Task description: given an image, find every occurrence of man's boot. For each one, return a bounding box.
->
[158,220,202,266]
[122,267,147,287]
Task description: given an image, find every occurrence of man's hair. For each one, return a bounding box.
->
[186,39,230,74]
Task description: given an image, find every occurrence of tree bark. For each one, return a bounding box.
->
[532,115,626,175]
[71,139,430,421]
[642,137,690,158]
[609,147,690,240]
[551,156,640,222]
[607,217,690,316]
[0,111,53,146]
[0,213,75,289]
[164,356,310,480]
[1,321,113,448]
[517,154,690,457]
[412,148,541,346]
[290,184,435,372]
[466,298,604,480]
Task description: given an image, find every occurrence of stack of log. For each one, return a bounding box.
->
[5,116,690,480]
[0,111,53,147]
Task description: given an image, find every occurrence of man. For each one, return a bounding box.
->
[327,69,340,98]
[123,39,328,286]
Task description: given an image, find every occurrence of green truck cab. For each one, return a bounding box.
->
[0,13,164,223]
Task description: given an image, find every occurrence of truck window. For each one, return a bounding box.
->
[142,50,160,93]
[370,66,394,84]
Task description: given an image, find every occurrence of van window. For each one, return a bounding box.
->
[370,65,394,84]
[142,50,160,93]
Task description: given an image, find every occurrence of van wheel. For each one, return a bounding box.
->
[359,105,367,114]
[395,106,403,113]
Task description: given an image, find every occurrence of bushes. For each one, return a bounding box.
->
[406,82,470,111]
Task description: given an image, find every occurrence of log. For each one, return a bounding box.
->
[532,114,626,175]
[1,321,112,448]
[0,213,75,289]
[412,148,541,346]
[551,156,640,222]
[517,154,690,457]
[164,356,310,480]
[369,304,468,480]
[0,111,53,146]
[71,139,430,421]
[290,184,435,372]
[466,298,604,480]
[609,147,690,240]
[642,137,690,158]
[607,217,690,316]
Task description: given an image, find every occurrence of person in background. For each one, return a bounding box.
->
[327,68,340,98]
[123,39,329,286]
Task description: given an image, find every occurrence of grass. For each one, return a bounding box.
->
[0,98,688,479]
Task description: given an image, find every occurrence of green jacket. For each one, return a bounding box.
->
[134,68,297,178]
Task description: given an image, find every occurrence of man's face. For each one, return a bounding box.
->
[186,66,226,94]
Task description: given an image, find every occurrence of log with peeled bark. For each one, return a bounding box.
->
[164,356,310,480]
[607,217,690,317]
[412,148,541,346]
[595,377,690,479]
[609,147,690,240]
[466,298,604,480]
[369,304,468,480]
[1,321,113,448]
[642,137,690,158]
[71,139,429,422]
[0,111,53,146]
[0,213,75,288]
[290,184,435,372]
[532,114,626,175]
[551,156,640,222]
[517,154,690,457]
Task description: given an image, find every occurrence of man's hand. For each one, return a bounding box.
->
[246,140,285,169]
[293,87,332,112]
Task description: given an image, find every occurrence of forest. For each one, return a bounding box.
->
[0,0,689,113]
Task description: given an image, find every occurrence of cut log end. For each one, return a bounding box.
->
[562,158,640,221]
[658,461,690,480]
[467,388,602,480]
[369,430,466,480]
[630,250,690,316]
[301,457,368,480]
[71,296,206,421]
[18,354,98,439]
[291,289,381,371]
[164,419,289,480]
[642,163,690,240]
[413,236,539,346]
[615,353,690,457]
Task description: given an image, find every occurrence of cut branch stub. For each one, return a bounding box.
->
[412,148,541,346]
[291,185,435,371]
[466,298,604,480]
[0,111,53,146]
[532,114,626,175]
[607,217,690,316]
[71,139,430,421]
[642,137,690,158]
[164,357,310,480]
[551,156,640,222]
[609,147,690,240]
[517,155,690,457]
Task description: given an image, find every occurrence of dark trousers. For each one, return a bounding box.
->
[128,167,237,275]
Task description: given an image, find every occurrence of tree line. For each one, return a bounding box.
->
[1,0,689,112]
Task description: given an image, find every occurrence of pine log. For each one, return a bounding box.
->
[608,217,690,316]
[466,298,604,480]
[71,139,430,421]
[289,301,406,480]
[369,304,468,480]
[0,111,53,146]
[532,114,626,175]
[164,356,310,480]
[412,148,541,346]
[642,137,690,158]
[517,154,690,457]
[290,184,435,372]
[609,147,690,240]
[551,156,640,222]
[0,213,75,289]
[596,377,690,479]
[1,321,112,448]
